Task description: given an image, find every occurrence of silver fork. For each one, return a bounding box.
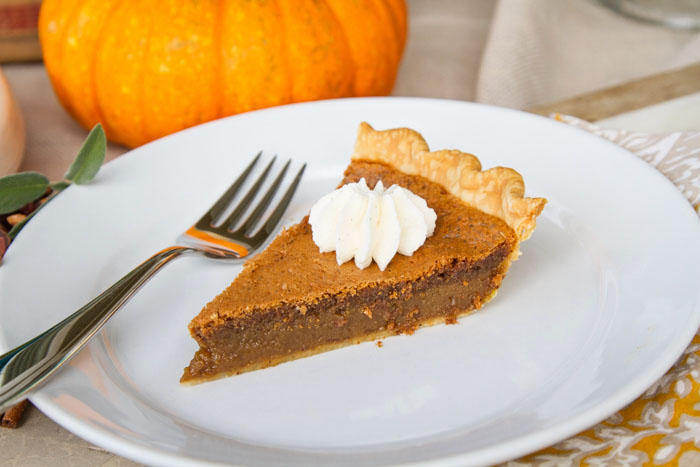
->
[0,153,305,412]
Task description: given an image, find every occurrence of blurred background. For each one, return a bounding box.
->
[1,0,699,179]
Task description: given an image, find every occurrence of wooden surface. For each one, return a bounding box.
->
[530,62,700,120]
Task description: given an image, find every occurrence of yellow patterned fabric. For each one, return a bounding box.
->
[507,115,700,466]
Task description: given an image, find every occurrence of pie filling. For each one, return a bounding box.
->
[181,159,521,384]
[181,242,513,383]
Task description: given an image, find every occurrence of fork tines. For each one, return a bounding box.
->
[195,153,305,241]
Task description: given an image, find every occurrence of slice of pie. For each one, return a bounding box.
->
[181,123,546,384]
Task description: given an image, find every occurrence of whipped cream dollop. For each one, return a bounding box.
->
[309,178,437,271]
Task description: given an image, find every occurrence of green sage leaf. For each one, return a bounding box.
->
[65,123,106,184]
[0,172,49,214]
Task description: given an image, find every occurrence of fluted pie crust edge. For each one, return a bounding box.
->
[352,122,547,245]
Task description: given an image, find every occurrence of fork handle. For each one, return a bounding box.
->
[0,246,195,413]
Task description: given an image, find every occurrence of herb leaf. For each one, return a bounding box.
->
[65,123,106,184]
[0,172,49,214]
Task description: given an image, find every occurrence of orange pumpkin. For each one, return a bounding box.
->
[39,0,407,148]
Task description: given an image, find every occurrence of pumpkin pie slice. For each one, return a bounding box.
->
[181,123,546,384]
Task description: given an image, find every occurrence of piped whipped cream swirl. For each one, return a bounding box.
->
[309,178,437,271]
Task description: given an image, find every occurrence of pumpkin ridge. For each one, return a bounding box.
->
[137,12,154,145]
[214,0,224,119]
[374,0,402,61]
[273,0,294,106]
[321,0,356,94]
[89,0,120,140]
[53,0,84,122]
[366,0,401,94]
[38,0,69,114]
[385,0,408,52]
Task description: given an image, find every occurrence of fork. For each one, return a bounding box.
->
[0,153,305,412]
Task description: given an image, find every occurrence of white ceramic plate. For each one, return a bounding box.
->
[1,98,700,466]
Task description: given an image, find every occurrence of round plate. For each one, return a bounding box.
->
[2,98,700,466]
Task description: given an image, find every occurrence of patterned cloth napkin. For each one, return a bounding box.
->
[508,115,700,466]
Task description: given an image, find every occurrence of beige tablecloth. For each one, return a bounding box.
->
[1,1,700,466]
